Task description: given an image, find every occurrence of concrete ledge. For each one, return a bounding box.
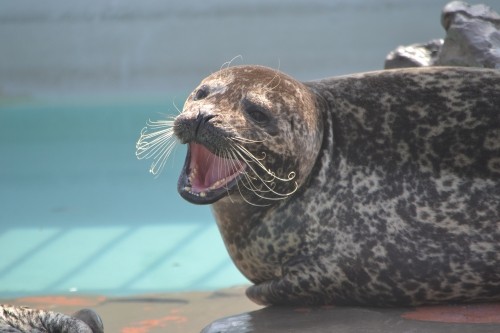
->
[4,289,500,333]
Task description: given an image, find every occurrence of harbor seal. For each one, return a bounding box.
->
[137,65,500,306]
[0,305,104,333]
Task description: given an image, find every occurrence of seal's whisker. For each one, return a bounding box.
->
[136,124,173,142]
[230,144,298,198]
[231,146,267,164]
[220,148,239,200]
[231,136,267,144]
[136,127,175,158]
[142,138,177,175]
[141,118,175,129]
[220,55,243,71]
[231,144,289,188]
[226,149,248,203]
[237,165,277,193]
[228,149,271,207]
[223,137,264,163]
[238,167,293,202]
[172,101,183,115]
[136,118,178,176]
[241,173,278,197]
[233,143,297,183]
[148,140,177,176]
[136,127,174,156]
[218,149,225,187]
[263,69,282,92]
[218,55,244,81]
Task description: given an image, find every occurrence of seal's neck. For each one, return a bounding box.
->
[211,196,270,243]
[211,195,290,282]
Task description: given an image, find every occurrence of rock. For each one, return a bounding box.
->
[385,1,500,69]
[385,39,443,69]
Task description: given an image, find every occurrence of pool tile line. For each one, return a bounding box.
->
[0,228,69,278]
[43,227,139,292]
[187,257,243,291]
[118,222,211,291]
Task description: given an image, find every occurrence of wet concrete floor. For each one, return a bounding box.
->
[3,287,500,333]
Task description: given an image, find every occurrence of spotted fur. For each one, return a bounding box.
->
[0,305,103,333]
[176,65,500,306]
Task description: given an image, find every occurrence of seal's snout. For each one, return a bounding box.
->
[194,111,216,138]
[174,105,246,204]
[173,114,195,144]
[173,108,219,146]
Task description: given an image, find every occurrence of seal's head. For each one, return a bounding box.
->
[173,65,323,205]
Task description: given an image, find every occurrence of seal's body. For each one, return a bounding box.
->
[0,305,103,333]
[149,65,500,306]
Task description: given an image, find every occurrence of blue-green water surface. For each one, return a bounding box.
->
[0,97,248,297]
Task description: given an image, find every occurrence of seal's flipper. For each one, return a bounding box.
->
[245,261,329,306]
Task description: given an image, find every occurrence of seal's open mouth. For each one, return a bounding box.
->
[178,143,246,204]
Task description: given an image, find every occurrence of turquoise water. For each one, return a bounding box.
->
[0,97,248,297]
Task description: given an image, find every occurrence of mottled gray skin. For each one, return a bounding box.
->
[174,65,500,306]
[0,305,104,333]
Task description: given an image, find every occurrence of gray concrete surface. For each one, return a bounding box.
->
[4,290,500,333]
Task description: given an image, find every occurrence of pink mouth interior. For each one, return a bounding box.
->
[188,143,245,193]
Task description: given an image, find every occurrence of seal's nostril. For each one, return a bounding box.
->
[203,114,216,123]
[195,112,215,137]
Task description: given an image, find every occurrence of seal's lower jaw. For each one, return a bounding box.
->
[178,143,246,204]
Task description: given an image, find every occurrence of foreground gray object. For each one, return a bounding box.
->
[201,305,500,333]
[385,1,500,69]
[0,305,104,333]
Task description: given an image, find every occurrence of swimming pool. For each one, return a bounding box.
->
[0,97,248,297]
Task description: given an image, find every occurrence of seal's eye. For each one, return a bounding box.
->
[245,104,270,124]
[194,86,209,101]
[241,99,278,135]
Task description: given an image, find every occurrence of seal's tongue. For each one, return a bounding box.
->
[188,143,244,192]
